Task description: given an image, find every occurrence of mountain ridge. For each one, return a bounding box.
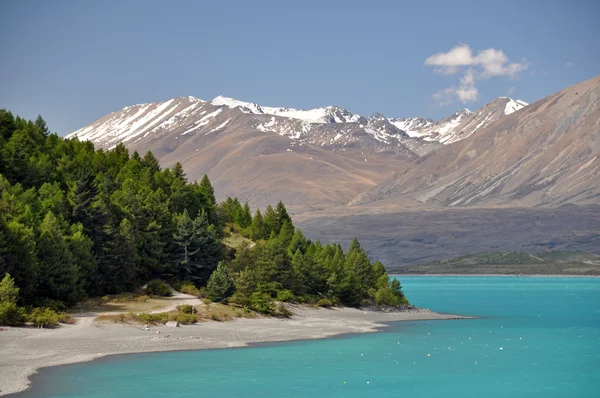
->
[350,75,600,208]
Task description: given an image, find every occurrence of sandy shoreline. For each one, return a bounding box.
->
[0,305,468,396]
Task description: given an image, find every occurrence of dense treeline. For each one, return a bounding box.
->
[0,110,406,324]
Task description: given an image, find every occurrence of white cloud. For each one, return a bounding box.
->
[507,86,516,95]
[425,44,528,105]
[566,61,575,69]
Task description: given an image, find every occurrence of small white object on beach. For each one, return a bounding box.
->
[520,337,522,340]
[360,354,363,356]
[367,381,370,384]
[499,347,503,350]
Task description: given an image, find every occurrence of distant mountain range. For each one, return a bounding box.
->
[67,91,532,210]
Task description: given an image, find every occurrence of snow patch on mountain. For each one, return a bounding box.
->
[211,96,362,124]
[504,99,528,115]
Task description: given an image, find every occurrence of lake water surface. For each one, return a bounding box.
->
[20,276,600,397]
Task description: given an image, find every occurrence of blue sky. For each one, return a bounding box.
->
[1,0,598,135]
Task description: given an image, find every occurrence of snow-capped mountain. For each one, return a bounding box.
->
[212,96,364,124]
[68,95,527,155]
[388,97,528,145]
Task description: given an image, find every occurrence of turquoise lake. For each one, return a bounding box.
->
[19,277,600,397]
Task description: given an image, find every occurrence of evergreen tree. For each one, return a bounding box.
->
[249,209,264,240]
[236,202,252,229]
[199,174,216,206]
[2,221,37,304]
[262,205,276,236]
[173,210,221,282]
[172,209,197,280]
[0,221,7,276]
[205,261,235,302]
[278,220,295,248]
[288,229,307,257]
[36,212,82,305]
[345,237,374,299]
[71,170,109,254]
[274,201,292,234]
[141,151,161,174]
[0,272,19,304]
[68,224,98,296]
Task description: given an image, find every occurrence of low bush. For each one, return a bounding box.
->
[176,304,194,314]
[136,295,150,303]
[38,299,67,312]
[275,303,293,318]
[57,312,75,324]
[276,289,295,302]
[179,282,201,297]
[250,292,273,314]
[317,298,334,308]
[0,301,25,326]
[173,313,197,324]
[28,307,60,328]
[136,312,169,325]
[145,280,171,297]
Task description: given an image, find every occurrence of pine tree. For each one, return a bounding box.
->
[0,272,19,304]
[0,221,7,277]
[1,221,37,304]
[278,220,295,248]
[172,162,187,182]
[345,237,374,299]
[263,205,276,236]
[34,115,50,137]
[68,224,99,296]
[36,212,82,305]
[288,229,307,257]
[173,210,221,283]
[71,170,109,254]
[141,151,161,174]
[236,202,252,229]
[274,201,292,234]
[205,261,235,302]
[249,209,264,240]
[173,209,197,280]
[199,174,216,206]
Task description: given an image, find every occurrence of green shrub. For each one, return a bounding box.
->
[136,295,150,302]
[28,307,60,328]
[145,280,171,297]
[276,289,295,302]
[179,282,201,297]
[0,301,25,326]
[57,312,75,324]
[250,292,274,314]
[136,312,169,325]
[173,313,197,324]
[176,304,194,314]
[317,298,334,308]
[275,303,293,318]
[38,298,67,312]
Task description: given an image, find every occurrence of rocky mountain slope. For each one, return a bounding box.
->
[352,75,600,207]
[389,97,527,144]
